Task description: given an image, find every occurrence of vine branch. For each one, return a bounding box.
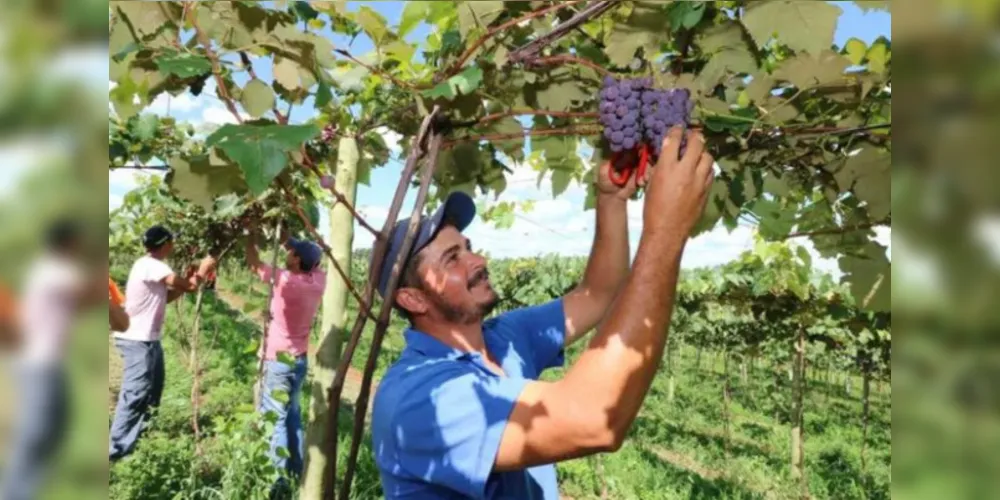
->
[507,1,616,65]
[528,54,614,76]
[276,179,378,323]
[333,48,416,90]
[437,0,588,83]
[297,152,382,238]
[186,2,243,125]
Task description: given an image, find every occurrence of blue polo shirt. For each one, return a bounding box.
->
[371,299,568,499]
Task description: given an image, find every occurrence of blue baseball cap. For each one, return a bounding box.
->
[373,192,477,298]
[287,238,323,272]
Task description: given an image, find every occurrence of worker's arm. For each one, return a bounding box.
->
[494,128,715,470]
[562,169,633,347]
[109,302,130,332]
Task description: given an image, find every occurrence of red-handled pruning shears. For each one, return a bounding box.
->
[608,143,653,187]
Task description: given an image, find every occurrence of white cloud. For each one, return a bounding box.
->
[201,106,248,127]
[375,127,403,154]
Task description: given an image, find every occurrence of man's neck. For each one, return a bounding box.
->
[414,319,488,355]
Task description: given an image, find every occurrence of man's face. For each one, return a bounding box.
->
[400,225,499,324]
[285,247,301,272]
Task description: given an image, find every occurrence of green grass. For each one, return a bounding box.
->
[107,270,891,500]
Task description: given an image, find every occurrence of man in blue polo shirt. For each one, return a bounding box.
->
[371,128,715,499]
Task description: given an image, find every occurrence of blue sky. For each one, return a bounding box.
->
[103,1,892,273]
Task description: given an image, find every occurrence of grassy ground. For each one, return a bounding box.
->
[106,270,890,499]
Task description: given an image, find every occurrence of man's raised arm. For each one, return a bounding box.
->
[495,127,715,470]
[562,159,636,347]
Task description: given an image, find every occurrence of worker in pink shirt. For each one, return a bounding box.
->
[245,231,326,496]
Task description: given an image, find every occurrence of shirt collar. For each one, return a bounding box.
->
[403,329,475,361]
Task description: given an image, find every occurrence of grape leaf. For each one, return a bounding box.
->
[315,80,332,108]
[112,1,173,38]
[489,117,525,162]
[240,79,275,118]
[668,1,705,31]
[133,114,160,141]
[167,154,248,209]
[155,53,211,78]
[458,1,504,37]
[773,51,850,89]
[421,66,483,100]
[836,148,890,220]
[205,124,320,195]
[604,2,668,68]
[399,1,429,36]
[844,38,868,65]
[867,42,888,73]
[355,6,389,45]
[839,242,890,312]
[274,58,302,90]
[694,21,757,91]
[551,169,573,198]
[742,1,841,56]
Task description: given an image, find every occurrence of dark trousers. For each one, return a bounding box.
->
[0,363,68,500]
[108,339,165,461]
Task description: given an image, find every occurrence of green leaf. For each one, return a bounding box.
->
[694,21,757,91]
[133,114,159,141]
[292,1,319,21]
[844,38,868,65]
[274,58,301,90]
[795,246,812,270]
[399,1,430,36]
[604,2,668,68]
[668,1,705,31]
[458,1,504,37]
[839,242,890,312]
[355,6,389,45]
[742,1,842,56]
[240,79,275,118]
[113,1,172,38]
[205,124,320,194]
[773,51,850,89]
[551,169,573,198]
[746,74,775,102]
[155,53,211,78]
[167,154,248,209]
[839,148,891,220]
[315,80,332,108]
[421,66,483,100]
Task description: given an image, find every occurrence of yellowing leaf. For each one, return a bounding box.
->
[274,58,301,90]
[742,0,842,56]
[167,155,247,209]
[355,6,389,45]
[737,90,751,109]
[844,37,868,65]
[399,1,430,36]
[240,79,275,118]
[867,43,888,73]
[458,1,504,37]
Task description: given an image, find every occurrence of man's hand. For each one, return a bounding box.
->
[197,255,218,279]
[643,127,715,237]
[595,149,641,201]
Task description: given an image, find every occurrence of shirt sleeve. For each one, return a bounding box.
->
[144,258,173,284]
[391,366,528,499]
[255,263,277,283]
[500,298,568,373]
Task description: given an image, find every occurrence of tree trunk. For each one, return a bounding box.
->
[790,329,808,498]
[189,288,205,457]
[301,137,359,500]
[861,370,872,472]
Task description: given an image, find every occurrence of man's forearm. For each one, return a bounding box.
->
[581,194,631,297]
[563,228,687,441]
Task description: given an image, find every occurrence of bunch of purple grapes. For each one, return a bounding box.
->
[599,76,651,153]
[641,88,693,157]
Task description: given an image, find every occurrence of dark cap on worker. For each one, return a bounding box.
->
[287,238,323,272]
[372,192,477,299]
[143,225,175,250]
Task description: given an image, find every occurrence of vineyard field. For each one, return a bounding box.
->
[108,253,890,500]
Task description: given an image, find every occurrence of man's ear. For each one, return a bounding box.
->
[395,287,428,317]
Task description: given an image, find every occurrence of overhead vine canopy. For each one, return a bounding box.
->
[108,0,891,312]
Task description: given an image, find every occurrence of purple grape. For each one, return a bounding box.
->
[623,137,636,149]
[611,131,624,143]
